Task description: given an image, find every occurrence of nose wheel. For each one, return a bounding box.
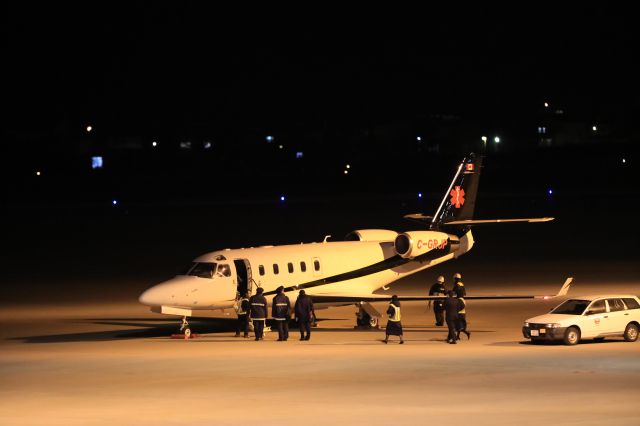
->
[172,316,197,339]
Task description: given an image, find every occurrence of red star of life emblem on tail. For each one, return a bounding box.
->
[449,186,465,208]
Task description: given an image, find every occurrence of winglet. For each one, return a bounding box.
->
[538,277,573,299]
[557,277,573,297]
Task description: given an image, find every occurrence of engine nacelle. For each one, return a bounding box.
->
[345,229,399,242]
[394,230,451,259]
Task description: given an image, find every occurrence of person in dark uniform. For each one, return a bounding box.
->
[456,296,471,340]
[452,272,466,298]
[383,295,404,344]
[272,286,291,341]
[428,275,446,326]
[443,290,460,344]
[294,289,314,341]
[234,292,250,338]
[249,287,268,341]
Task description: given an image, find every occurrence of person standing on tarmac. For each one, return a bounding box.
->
[249,287,268,341]
[443,290,460,344]
[272,286,291,341]
[234,292,250,338]
[452,272,466,298]
[294,289,314,341]
[383,295,404,344]
[428,275,446,326]
[456,295,471,340]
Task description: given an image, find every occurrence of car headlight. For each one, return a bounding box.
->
[545,323,561,328]
[524,322,530,327]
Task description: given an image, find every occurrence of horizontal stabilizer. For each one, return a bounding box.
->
[403,213,433,224]
[444,217,554,225]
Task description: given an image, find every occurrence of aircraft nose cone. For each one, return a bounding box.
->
[138,286,163,306]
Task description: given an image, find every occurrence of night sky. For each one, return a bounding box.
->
[4,4,639,137]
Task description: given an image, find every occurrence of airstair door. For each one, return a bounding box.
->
[234,259,253,299]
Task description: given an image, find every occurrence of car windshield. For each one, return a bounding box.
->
[178,262,217,279]
[550,299,591,315]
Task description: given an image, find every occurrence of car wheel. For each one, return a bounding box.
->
[624,323,639,342]
[563,326,580,345]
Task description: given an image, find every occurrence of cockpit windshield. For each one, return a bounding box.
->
[550,299,591,315]
[179,262,217,279]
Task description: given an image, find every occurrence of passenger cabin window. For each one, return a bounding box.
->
[314,260,320,271]
[607,299,625,312]
[623,298,640,310]
[217,264,231,277]
[186,262,217,279]
[288,262,294,273]
[259,265,265,276]
[587,300,606,315]
[273,264,279,274]
[300,261,306,272]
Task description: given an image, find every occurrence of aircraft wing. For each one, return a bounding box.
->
[444,217,554,225]
[310,278,572,304]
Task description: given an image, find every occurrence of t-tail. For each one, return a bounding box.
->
[404,153,554,232]
[430,153,483,230]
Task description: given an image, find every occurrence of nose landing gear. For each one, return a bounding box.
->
[171,316,198,339]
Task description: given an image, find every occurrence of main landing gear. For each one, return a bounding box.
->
[355,302,381,329]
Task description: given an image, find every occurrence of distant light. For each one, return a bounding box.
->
[266,135,274,143]
[86,125,93,133]
[622,158,626,164]
[346,164,351,169]
[278,144,283,149]
[481,136,487,142]
[179,141,192,150]
[296,151,303,159]
[544,102,549,108]
[548,189,553,195]
[494,136,500,143]
[416,136,421,141]
[592,125,597,132]
[91,156,103,169]
[152,141,157,147]
[344,170,349,175]
[36,171,41,176]
[279,195,285,202]
[418,192,423,198]
[203,141,212,149]
[112,199,118,206]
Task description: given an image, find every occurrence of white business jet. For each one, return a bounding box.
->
[139,154,570,335]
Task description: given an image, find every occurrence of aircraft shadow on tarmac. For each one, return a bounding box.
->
[11,317,343,343]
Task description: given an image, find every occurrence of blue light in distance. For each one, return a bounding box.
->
[548,189,553,195]
[266,135,274,143]
[418,192,423,198]
[279,195,285,202]
[296,152,303,159]
[112,199,118,206]
[91,156,103,169]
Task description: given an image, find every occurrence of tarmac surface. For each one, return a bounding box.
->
[2,278,639,426]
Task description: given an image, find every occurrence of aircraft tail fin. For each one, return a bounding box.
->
[430,154,483,229]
